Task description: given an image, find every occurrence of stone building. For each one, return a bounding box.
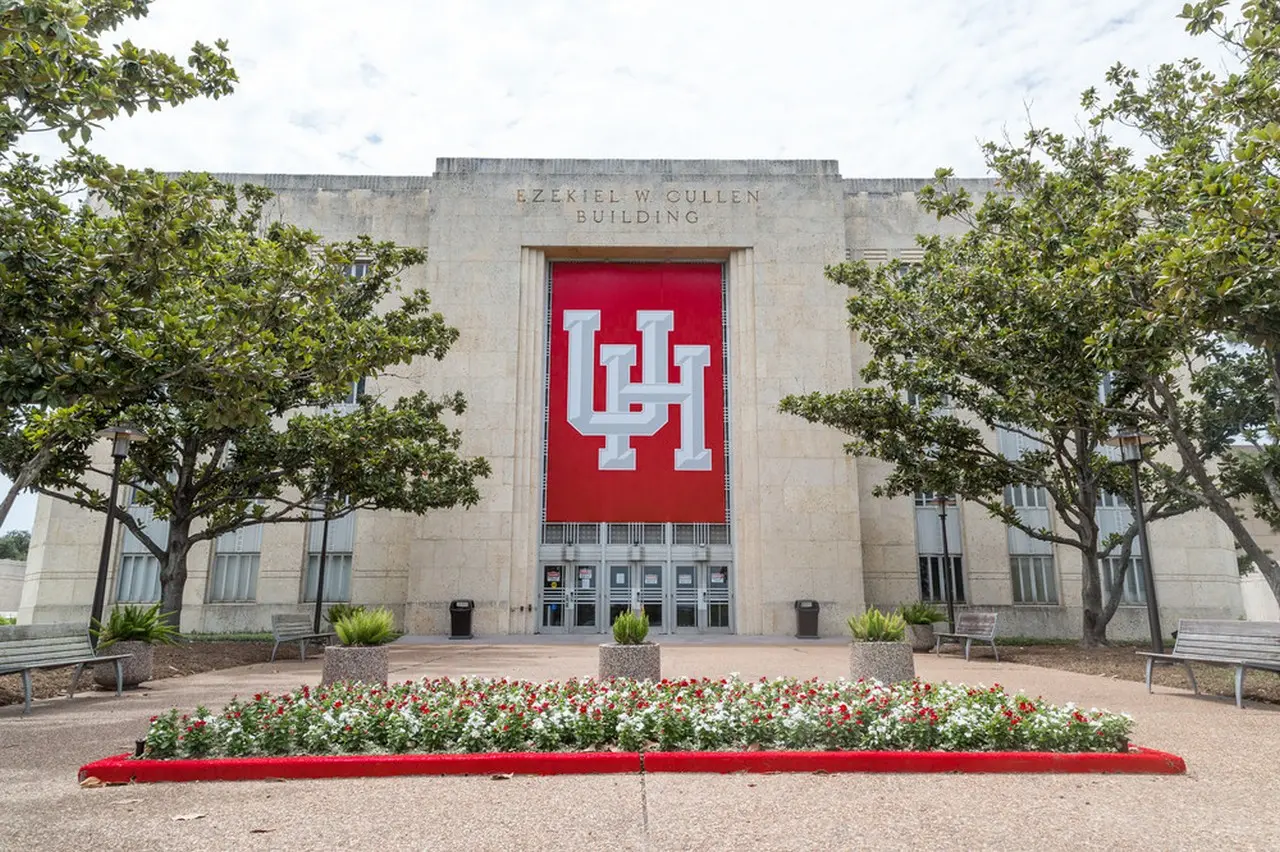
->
[18,159,1246,638]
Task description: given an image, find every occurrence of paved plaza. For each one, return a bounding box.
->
[1,640,1278,851]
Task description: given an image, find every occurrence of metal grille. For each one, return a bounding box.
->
[1011,555,1058,604]
[209,523,263,602]
[1101,556,1146,605]
[117,553,161,603]
[304,554,352,602]
[673,523,731,545]
[919,555,965,603]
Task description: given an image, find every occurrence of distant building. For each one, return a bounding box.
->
[20,159,1246,637]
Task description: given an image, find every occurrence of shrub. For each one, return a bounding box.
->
[334,607,396,647]
[848,608,907,642]
[611,609,649,645]
[897,602,945,625]
[92,603,180,648]
[0,615,16,626]
[325,603,366,625]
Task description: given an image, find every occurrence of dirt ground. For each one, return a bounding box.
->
[0,639,290,708]
[5,638,1278,709]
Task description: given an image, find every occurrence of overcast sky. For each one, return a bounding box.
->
[0,0,1228,532]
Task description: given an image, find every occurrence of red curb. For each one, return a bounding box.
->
[78,746,1184,785]
[78,751,641,784]
[642,746,1187,775]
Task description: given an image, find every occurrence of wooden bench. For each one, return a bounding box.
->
[0,624,130,715]
[1138,618,1280,709]
[270,614,336,662]
[933,611,1000,661]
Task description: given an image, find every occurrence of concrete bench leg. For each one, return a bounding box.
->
[1235,666,1246,710]
[113,659,123,697]
[1183,662,1198,695]
[298,640,308,662]
[21,669,32,715]
[989,640,999,662]
[964,638,972,662]
[270,640,282,663]
[1145,657,1155,693]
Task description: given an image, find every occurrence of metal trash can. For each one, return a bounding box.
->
[794,599,820,639]
[449,599,474,640]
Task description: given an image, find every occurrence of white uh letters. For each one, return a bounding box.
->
[563,309,711,471]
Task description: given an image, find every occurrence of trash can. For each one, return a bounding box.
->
[794,599,820,639]
[449,599,474,640]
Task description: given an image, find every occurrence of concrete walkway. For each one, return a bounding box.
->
[1,642,1278,851]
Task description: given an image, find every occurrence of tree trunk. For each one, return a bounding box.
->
[158,520,191,631]
[0,442,53,530]
[1151,375,1280,605]
[1079,544,1108,647]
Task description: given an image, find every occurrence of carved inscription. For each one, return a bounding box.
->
[515,187,760,224]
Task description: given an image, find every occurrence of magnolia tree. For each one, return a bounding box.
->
[1079,0,1280,601]
[780,131,1197,645]
[0,0,236,526]
[10,181,490,625]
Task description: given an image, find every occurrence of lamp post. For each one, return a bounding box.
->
[312,494,332,635]
[90,424,147,646]
[1104,428,1163,653]
[929,494,957,632]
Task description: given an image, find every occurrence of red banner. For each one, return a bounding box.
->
[545,262,726,523]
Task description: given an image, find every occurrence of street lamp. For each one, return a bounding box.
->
[1104,428,1163,654]
[312,493,332,635]
[91,424,147,646]
[928,494,957,633]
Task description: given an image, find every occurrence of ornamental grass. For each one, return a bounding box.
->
[140,676,1134,759]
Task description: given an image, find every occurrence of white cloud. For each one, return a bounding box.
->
[67,0,1219,176]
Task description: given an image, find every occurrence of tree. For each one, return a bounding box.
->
[5,178,491,626]
[0,0,236,528]
[780,127,1198,646]
[1079,0,1280,602]
[0,529,28,559]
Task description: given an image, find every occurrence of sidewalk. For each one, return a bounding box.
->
[2,642,1277,851]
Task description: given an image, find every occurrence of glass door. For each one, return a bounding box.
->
[540,564,567,630]
[673,564,700,631]
[569,564,599,631]
[669,564,733,633]
[639,563,665,630]
[608,564,634,629]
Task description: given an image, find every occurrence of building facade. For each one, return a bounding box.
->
[18,159,1247,638]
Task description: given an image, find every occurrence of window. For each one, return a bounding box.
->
[919,555,965,603]
[1011,555,1058,604]
[208,523,262,602]
[1004,484,1049,509]
[915,492,964,602]
[303,511,355,602]
[349,261,370,279]
[1101,555,1147,604]
[116,488,166,603]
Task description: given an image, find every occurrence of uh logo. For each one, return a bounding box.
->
[562,309,712,472]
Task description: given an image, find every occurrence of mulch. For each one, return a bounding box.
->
[992,643,1280,705]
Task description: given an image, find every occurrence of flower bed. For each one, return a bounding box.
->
[139,676,1134,759]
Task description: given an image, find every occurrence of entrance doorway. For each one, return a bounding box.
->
[539,533,734,635]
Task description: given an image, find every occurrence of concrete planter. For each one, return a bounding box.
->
[321,645,389,686]
[849,641,915,684]
[93,640,153,689]
[906,623,936,652]
[598,642,661,681]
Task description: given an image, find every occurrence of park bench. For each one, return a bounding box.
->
[270,613,336,662]
[933,611,1000,661]
[1138,618,1280,709]
[0,624,130,715]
